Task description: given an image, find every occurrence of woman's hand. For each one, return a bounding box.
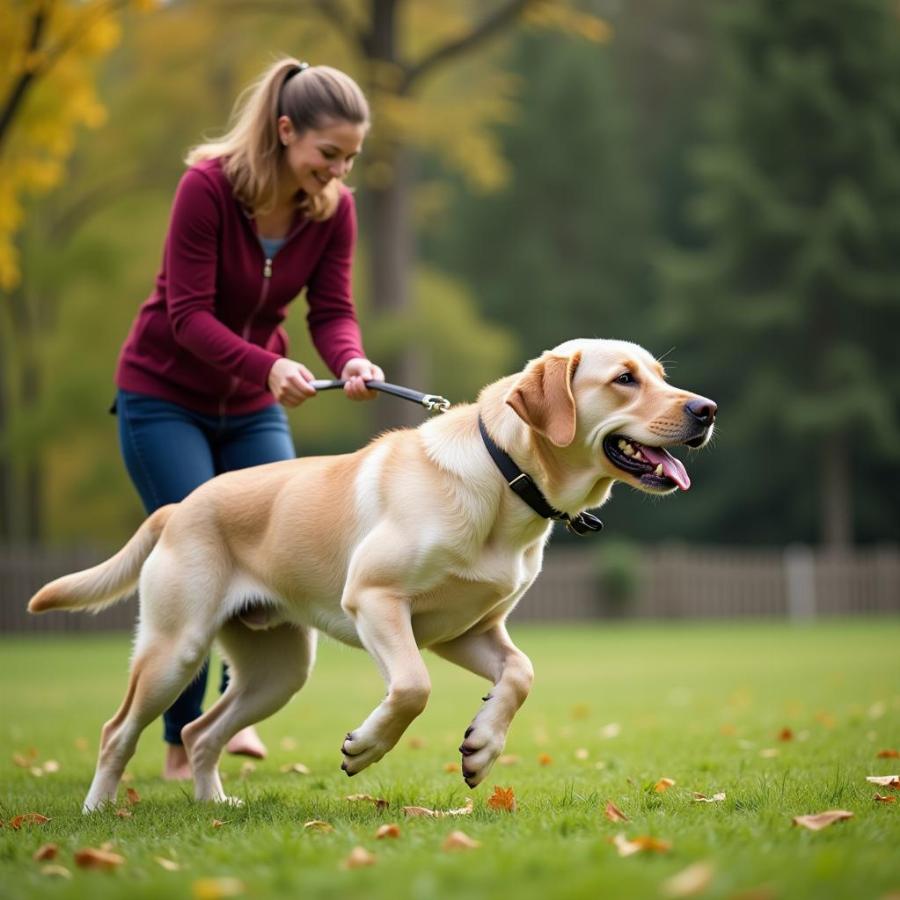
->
[341,357,385,401]
[267,358,317,407]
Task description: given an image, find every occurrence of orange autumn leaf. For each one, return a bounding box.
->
[876,749,899,759]
[613,833,672,857]
[487,786,517,812]
[654,777,676,793]
[74,847,126,870]
[116,809,133,819]
[604,800,629,823]
[12,748,38,768]
[866,775,900,788]
[792,810,854,831]
[537,752,553,766]
[873,793,896,803]
[345,793,389,810]
[442,830,481,851]
[32,843,58,862]
[211,819,228,828]
[9,813,50,830]
[341,846,376,869]
[403,798,473,818]
[778,727,794,741]
[443,762,461,773]
[375,823,401,839]
[126,787,141,805]
[661,861,715,898]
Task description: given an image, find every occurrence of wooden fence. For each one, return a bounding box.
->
[1,542,897,634]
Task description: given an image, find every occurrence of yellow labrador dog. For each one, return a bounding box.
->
[29,339,715,812]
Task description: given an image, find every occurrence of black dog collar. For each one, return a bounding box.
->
[477,416,603,537]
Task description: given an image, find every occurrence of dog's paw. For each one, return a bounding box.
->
[340,729,390,776]
[458,722,505,788]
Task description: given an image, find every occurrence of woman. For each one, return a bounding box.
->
[114,58,383,780]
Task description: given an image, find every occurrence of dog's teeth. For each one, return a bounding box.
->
[624,445,634,457]
[634,452,645,462]
[654,464,663,476]
[618,439,627,450]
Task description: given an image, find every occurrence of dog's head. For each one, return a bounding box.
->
[505,338,716,495]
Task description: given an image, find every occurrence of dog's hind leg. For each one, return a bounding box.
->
[182,620,316,803]
[83,625,213,812]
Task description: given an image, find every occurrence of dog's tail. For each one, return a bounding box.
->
[28,505,176,614]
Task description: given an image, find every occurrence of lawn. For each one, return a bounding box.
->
[1,620,898,900]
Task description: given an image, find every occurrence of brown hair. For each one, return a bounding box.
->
[186,58,369,221]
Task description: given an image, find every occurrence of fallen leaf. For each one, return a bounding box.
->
[408,737,426,749]
[279,763,310,775]
[192,877,246,898]
[692,792,726,803]
[537,753,553,766]
[375,823,401,839]
[74,847,126,870]
[341,846,376,869]
[497,755,520,766]
[778,727,794,741]
[42,760,60,774]
[303,820,334,832]
[866,775,900,788]
[604,800,629,823]
[12,748,38,767]
[403,798,474,818]
[211,819,228,828]
[654,777,676,793]
[116,809,133,819]
[121,771,134,783]
[600,723,621,739]
[40,865,71,879]
[612,833,672,857]
[792,810,854,831]
[815,711,836,728]
[574,748,590,760]
[876,749,899,759]
[661,861,715,897]
[444,762,461,773]
[759,748,780,758]
[346,793,389,810]
[873,793,896,803]
[443,830,481,851]
[571,703,591,720]
[29,767,44,778]
[126,787,141,805]
[32,843,58,861]
[155,857,181,871]
[487,786,517,812]
[9,813,50,830]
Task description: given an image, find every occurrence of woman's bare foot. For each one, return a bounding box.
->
[163,743,192,781]
[226,725,268,759]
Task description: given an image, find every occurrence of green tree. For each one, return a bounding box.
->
[660,0,900,547]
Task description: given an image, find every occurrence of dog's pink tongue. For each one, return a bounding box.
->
[638,445,691,491]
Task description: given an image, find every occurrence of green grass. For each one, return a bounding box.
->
[1,620,898,900]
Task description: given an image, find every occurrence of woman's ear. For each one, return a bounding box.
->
[277,115,294,145]
[505,351,582,447]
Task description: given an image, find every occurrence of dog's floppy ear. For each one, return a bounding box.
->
[505,351,582,447]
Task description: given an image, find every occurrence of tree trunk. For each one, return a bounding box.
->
[821,432,852,549]
[0,313,10,541]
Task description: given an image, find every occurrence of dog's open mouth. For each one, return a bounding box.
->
[602,435,692,491]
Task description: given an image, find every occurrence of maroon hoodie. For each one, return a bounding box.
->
[116,157,366,415]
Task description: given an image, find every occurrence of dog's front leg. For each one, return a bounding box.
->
[340,588,430,775]
[430,623,534,788]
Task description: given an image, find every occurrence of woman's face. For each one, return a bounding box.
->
[278,116,366,196]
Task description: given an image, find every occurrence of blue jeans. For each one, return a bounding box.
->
[116,389,295,744]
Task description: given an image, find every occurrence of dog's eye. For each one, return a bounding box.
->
[614,372,637,385]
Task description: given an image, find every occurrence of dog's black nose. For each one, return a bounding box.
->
[686,398,717,425]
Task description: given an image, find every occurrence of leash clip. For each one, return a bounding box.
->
[565,512,604,536]
[421,394,451,413]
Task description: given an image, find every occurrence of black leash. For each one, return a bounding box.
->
[311,379,451,413]
[478,416,603,537]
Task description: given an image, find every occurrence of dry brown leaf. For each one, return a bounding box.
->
[279,763,310,775]
[345,793,389,810]
[341,846,376,869]
[40,864,72,879]
[487,786,517,812]
[155,857,181,871]
[444,762,461,773]
[778,727,794,741]
[192,877,246,899]
[612,833,672,857]
[537,752,553,766]
[604,800,629,823]
[442,830,481,851]
[126,787,141,805]
[32,843,58,861]
[42,760,60,774]
[654,777,676,793]
[12,748,38,768]
[661,861,715,897]
[497,755,520,766]
[876,749,899,759]
[9,813,50,830]
[866,775,900,788]
[792,810,854,831]
[571,703,591,720]
[692,792,726,803]
[74,847,126,870]
[375,823,401,839]
[116,808,133,819]
[211,819,228,828]
[403,798,473,818]
[873,793,896,803]
[303,820,334,832]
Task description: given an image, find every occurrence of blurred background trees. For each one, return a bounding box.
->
[1,0,897,549]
